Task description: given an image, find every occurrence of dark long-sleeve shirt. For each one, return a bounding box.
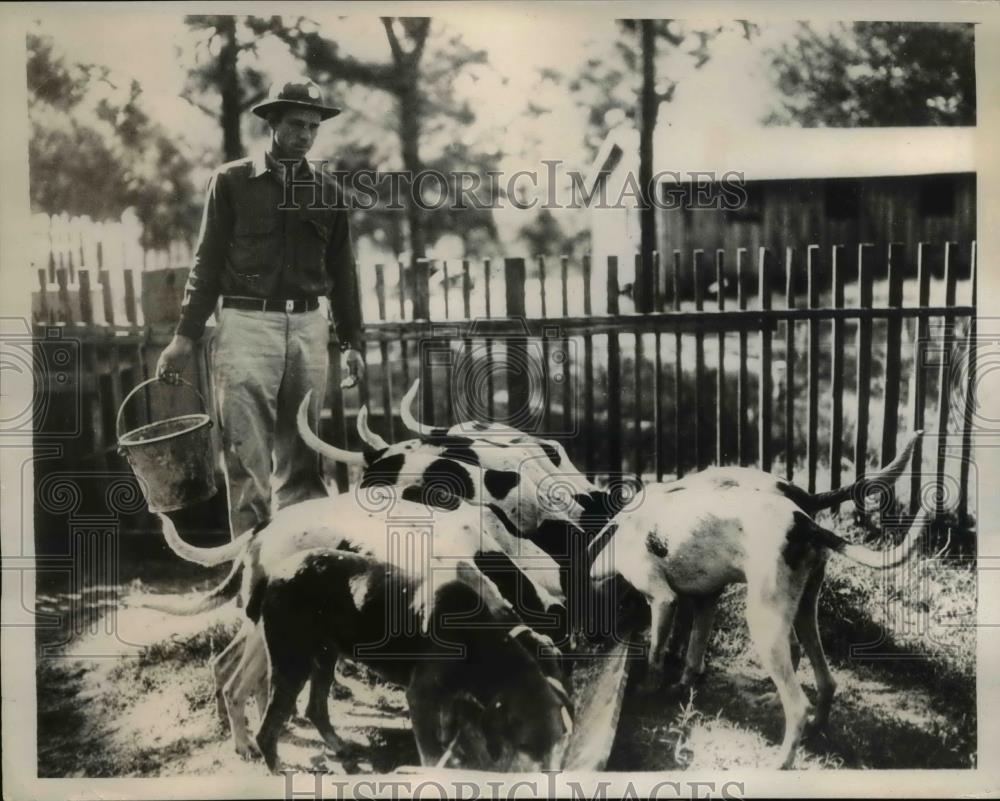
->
[176,150,363,345]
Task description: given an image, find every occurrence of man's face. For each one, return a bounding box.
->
[271,107,322,159]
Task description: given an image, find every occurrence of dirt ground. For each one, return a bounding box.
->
[35,519,976,777]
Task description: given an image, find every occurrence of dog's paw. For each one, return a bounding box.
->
[753,689,781,710]
[321,733,358,757]
[803,709,830,740]
[235,740,262,762]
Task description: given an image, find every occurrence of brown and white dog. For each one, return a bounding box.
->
[250,547,573,772]
[642,433,924,662]
[145,493,569,760]
[299,392,622,633]
[589,484,930,769]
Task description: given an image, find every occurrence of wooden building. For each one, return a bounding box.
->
[587,125,975,290]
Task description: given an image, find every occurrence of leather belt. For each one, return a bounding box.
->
[222,296,320,313]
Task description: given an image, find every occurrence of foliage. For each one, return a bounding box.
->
[181,15,272,161]
[566,20,756,160]
[247,16,501,265]
[516,208,588,261]
[765,22,976,127]
[27,31,201,249]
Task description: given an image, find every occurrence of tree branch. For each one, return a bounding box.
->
[656,81,677,103]
[382,17,404,63]
[180,91,220,120]
[265,17,399,91]
[660,20,685,47]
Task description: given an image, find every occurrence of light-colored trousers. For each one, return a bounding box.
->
[211,306,330,538]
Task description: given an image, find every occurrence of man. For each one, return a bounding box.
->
[156,78,365,539]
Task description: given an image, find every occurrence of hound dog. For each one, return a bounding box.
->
[642,432,924,664]
[147,493,568,758]
[250,547,574,772]
[299,394,625,628]
[301,398,568,536]
[589,484,930,769]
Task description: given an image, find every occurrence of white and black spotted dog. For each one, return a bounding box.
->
[143,494,569,762]
[589,465,930,769]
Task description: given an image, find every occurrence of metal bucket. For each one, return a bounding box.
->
[116,377,218,512]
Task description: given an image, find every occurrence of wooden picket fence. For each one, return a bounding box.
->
[30,214,978,524]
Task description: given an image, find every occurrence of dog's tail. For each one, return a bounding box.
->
[357,404,390,450]
[400,379,437,437]
[158,513,250,567]
[793,431,923,515]
[801,506,931,570]
[133,559,244,616]
[297,391,367,465]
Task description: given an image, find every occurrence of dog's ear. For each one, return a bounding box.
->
[482,697,509,762]
[439,691,496,769]
[455,558,512,618]
[439,690,484,741]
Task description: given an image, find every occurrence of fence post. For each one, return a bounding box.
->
[635,244,654,314]
[829,245,846,496]
[693,249,705,470]
[784,247,796,482]
[123,268,138,326]
[538,255,552,434]
[582,254,595,481]
[672,250,684,477]
[397,260,410,392]
[414,257,433,424]
[958,240,977,524]
[461,259,473,419]
[56,267,72,324]
[606,256,621,477]
[653,250,664,480]
[634,252,645,478]
[36,269,49,323]
[935,242,958,518]
[758,247,773,472]
[736,248,749,466]
[806,245,820,493]
[484,257,495,420]
[77,268,107,467]
[910,242,931,514]
[441,259,451,319]
[880,243,904,469]
[854,243,875,488]
[715,249,726,465]
[504,257,530,426]
[374,264,396,442]
[560,255,572,441]
[78,268,94,325]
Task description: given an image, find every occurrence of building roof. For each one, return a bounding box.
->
[589,124,976,189]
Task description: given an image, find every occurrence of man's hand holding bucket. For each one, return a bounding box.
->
[157,334,194,385]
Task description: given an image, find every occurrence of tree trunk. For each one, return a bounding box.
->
[218,16,244,162]
[398,78,428,318]
[637,19,658,313]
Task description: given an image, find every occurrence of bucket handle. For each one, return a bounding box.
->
[116,377,212,443]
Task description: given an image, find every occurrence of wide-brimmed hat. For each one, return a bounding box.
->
[252,79,341,121]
